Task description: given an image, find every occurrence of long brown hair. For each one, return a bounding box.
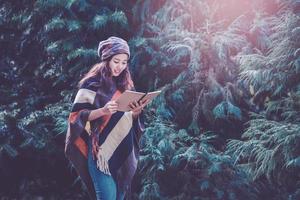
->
[78,56,134,92]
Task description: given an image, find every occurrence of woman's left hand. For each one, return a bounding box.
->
[129,99,150,119]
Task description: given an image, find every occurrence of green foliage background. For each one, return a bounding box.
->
[1,0,299,199]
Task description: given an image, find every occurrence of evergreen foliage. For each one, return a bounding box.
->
[1,0,299,199]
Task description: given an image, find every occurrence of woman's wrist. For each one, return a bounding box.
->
[98,107,105,116]
[131,111,136,119]
[132,110,142,120]
[88,107,105,121]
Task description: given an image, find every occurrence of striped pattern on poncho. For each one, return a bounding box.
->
[65,77,145,199]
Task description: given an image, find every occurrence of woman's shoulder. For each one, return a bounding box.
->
[80,76,101,92]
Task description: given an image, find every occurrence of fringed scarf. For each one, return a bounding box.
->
[65,77,145,199]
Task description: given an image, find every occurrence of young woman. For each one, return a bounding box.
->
[65,36,149,200]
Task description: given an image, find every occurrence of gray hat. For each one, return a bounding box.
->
[97,36,130,61]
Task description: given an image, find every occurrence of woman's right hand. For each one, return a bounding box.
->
[102,100,118,115]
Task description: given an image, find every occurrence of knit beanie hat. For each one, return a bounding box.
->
[97,36,130,61]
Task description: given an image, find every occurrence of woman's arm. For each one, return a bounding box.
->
[88,107,105,121]
[88,100,119,121]
[88,98,149,121]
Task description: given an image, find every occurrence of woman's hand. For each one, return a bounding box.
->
[102,100,118,115]
[129,99,150,119]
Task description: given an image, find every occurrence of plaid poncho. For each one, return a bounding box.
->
[64,77,145,199]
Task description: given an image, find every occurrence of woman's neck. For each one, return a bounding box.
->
[111,76,118,88]
[112,76,118,82]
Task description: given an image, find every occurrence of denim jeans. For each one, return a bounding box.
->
[88,138,125,200]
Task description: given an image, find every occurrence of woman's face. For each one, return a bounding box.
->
[108,53,128,77]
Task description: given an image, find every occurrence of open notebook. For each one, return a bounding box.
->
[115,90,161,112]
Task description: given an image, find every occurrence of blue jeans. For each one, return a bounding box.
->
[88,138,125,200]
